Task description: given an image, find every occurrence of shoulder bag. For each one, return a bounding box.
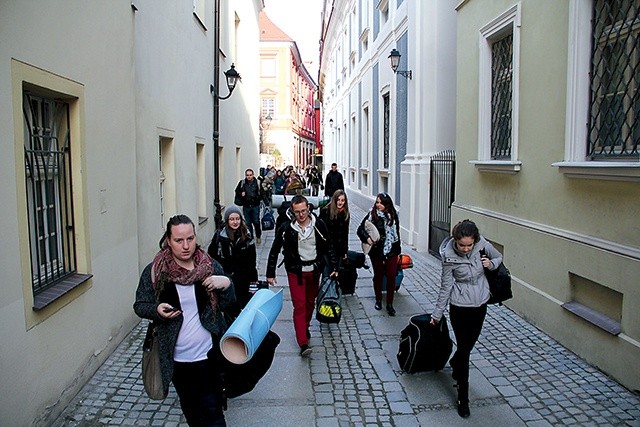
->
[480,249,513,305]
[142,322,167,400]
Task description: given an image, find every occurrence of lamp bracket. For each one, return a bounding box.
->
[210,84,234,100]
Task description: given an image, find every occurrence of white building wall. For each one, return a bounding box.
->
[320,0,457,252]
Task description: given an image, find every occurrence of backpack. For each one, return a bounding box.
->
[261,207,275,231]
[397,314,453,373]
[315,277,342,324]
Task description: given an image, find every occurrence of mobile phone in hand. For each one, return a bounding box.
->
[163,305,177,313]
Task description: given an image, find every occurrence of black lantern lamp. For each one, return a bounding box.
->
[388,48,412,79]
[210,63,242,100]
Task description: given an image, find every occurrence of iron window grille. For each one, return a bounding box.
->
[490,33,513,160]
[588,0,640,159]
[23,92,78,295]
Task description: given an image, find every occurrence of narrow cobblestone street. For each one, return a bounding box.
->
[54,201,640,426]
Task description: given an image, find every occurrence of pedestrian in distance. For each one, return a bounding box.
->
[265,195,339,357]
[324,162,344,198]
[429,219,502,418]
[234,168,262,244]
[133,215,236,426]
[308,166,323,196]
[319,189,350,274]
[274,169,286,195]
[207,206,258,314]
[357,192,401,316]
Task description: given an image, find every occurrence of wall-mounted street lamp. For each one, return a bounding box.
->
[211,62,241,227]
[210,64,241,100]
[388,48,412,80]
[212,0,243,227]
[329,118,334,128]
[260,113,273,130]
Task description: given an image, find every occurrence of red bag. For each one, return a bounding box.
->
[398,254,413,270]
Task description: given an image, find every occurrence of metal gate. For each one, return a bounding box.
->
[428,150,456,258]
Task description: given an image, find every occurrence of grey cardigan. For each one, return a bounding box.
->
[133,260,236,396]
[431,236,502,321]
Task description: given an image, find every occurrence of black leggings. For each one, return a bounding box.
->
[449,304,487,385]
[172,358,226,426]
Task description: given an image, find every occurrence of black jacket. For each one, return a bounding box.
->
[266,215,338,278]
[133,260,236,396]
[208,228,258,279]
[319,206,349,258]
[324,170,344,197]
[235,178,261,207]
[357,213,401,260]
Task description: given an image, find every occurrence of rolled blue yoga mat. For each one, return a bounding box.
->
[220,288,283,364]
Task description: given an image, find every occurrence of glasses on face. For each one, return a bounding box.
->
[293,209,308,215]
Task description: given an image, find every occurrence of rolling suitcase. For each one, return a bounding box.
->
[338,267,358,295]
[382,269,403,292]
[397,314,453,373]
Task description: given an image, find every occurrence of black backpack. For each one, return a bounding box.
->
[397,314,453,373]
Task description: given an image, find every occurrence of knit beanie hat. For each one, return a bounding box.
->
[224,205,244,223]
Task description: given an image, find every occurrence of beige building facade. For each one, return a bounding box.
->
[259,11,317,169]
[454,0,640,392]
[0,0,262,424]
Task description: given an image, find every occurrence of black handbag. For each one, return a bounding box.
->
[480,249,513,305]
[142,322,168,400]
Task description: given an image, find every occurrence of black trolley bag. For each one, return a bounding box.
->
[337,250,366,295]
[397,314,453,373]
[337,267,357,295]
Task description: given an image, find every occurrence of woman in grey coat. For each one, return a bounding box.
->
[430,219,502,419]
[134,215,236,426]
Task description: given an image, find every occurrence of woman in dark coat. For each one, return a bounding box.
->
[357,192,401,316]
[134,215,235,426]
[319,189,350,264]
[207,205,258,313]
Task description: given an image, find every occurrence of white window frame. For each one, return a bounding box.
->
[261,98,276,118]
[472,3,522,174]
[553,0,640,181]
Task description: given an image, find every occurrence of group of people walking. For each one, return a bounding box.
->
[134,162,501,425]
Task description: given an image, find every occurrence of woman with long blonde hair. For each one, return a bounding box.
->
[319,189,350,262]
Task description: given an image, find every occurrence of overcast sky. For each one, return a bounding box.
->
[263,0,323,82]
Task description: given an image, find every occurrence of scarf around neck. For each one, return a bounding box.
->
[151,246,218,309]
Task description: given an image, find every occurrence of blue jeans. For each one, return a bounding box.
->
[243,205,261,238]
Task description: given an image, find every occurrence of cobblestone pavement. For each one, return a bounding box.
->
[54,200,640,426]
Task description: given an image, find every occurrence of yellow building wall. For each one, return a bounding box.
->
[454,0,640,392]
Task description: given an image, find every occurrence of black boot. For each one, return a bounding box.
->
[456,382,470,418]
[450,356,460,382]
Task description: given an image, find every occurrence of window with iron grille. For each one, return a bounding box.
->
[588,0,640,159]
[23,92,78,296]
[475,4,521,173]
[491,33,513,159]
[383,93,390,168]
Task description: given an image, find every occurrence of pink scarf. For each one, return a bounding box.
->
[151,246,218,309]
